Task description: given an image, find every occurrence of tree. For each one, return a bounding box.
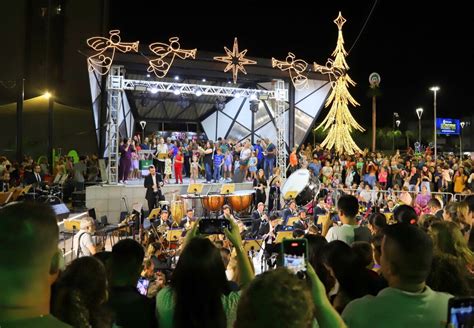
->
[314,12,365,155]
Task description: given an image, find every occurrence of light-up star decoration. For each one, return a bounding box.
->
[272,52,308,89]
[148,37,197,78]
[87,30,139,75]
[214,38,257,83]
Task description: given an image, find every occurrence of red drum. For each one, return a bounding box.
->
[226,190,255,212]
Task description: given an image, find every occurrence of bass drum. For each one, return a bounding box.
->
[281,169,321,206]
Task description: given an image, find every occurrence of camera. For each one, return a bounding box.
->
[198,219,231,235]
[281,238,307,277]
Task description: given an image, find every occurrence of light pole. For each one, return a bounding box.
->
[430,86,439,160]
[460,121,466,159]
[392,112,400,152]
[139,120,147,143]
[416,107,424,144]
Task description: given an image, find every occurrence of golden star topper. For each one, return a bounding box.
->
[148,37,197,78]
[87,30,139,75]
[272,52,308,89]
[214,37,257,84]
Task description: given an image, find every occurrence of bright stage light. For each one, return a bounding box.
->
[150,87,159,94]
[43,91,52,99]
[174,89,181,95]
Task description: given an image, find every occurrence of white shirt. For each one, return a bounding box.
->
[35,172,41,183]
[152,174,158,192]
[342,286,452,328]
[325,224,371,245]
[73,230,94,257]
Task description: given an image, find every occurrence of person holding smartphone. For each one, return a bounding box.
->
[156,218,254,328]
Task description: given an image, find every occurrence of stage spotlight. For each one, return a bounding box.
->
[174,75,180,81]
[249,99,259,113]
[202,78,206,82]
[150,87,159,94]
[174,89,181,95]
[195,89,203,97]
[146,74,150,78]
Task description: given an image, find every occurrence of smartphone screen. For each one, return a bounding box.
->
[281,238,307,274]
[137,277,150,296]
[198,219,231,235]
[449,297,474,328]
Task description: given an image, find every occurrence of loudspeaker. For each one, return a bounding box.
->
[72,191,86,209]
[51,203,70,221]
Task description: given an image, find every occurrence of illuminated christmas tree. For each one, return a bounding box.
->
[314,12,365,155]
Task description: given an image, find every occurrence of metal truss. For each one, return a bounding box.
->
[122,79,276,99]
[274,80,288,179]
[106,66,124,184]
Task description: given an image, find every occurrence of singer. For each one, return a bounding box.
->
[144,165,164,212]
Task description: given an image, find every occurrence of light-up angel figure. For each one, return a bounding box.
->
[148,37,197,78]
[272,52,308,89]
[87,30,139,75]
[313,58,346,86]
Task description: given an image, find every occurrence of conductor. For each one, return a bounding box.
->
[144,165,164,212]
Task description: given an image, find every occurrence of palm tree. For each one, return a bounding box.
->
[405,130,415,148]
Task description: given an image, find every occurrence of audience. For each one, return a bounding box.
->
[107,239,157,328]
[0,202,71,327]
[326,195,371,244]
[342,224,453,327]
[51,256,112,328]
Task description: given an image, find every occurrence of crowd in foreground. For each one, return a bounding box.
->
[1,190,474,328]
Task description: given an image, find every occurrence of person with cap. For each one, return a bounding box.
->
[144,165,164,213]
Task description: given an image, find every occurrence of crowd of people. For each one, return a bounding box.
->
[2,188,474,327]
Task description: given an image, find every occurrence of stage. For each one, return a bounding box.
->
[86,178,254,224]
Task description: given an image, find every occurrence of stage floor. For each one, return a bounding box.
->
[86,178,254,224]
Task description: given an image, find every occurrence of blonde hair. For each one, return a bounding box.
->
[430,221,474,267]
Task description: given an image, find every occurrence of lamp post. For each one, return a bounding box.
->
[416,107,424,144]
[460,121,466,159]
[45,91,54,167]
[430,86,440,160]
[139,120,147,143]
[392,112,400,152]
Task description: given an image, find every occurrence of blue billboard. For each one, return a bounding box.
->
[436,118,460,135]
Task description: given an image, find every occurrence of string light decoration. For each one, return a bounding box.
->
[315,12,365,155]
[87,30,139,75]
[272,52,308,89]
[213,37,257,83]
[148,37,197,78]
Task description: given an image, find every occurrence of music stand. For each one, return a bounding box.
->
[243,239,263,253]
[286,216,299,226]
[166,229,183,242]
[220,183,235,195]
[284,191,298,200]
[187,183,204,195]
[275,231,294,243]
[148,208,161,220]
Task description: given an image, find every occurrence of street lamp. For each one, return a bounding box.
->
[416,107,424,144]
[139,120,147,142]
[392,112,400,152]
[460,121,466,159]
[430,86,440,160]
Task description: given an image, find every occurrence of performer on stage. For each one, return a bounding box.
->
[179,208,195,229]
[282,199,298,225]
[144,165,164,212]
[250,202,267,238]
[157,209,176,228]
[293,209,309,231]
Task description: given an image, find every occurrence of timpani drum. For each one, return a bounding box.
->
[226,190,255,213]
[201,193,225,212]
[281,168,321,206]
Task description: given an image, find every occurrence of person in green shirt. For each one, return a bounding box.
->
[156,218,254,328]
[0,203,71,328]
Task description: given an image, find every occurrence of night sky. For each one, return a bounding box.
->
[109,1,471,129]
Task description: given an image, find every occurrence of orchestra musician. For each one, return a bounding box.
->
[261,213,283,267]
[293,208,309,231]
[157,209,176,228]
[179,208,196,229]
[282,199,298,225]
[219,204,248,237]
[144,165,164,212]
[24,164,44,188]
[250,202,267,238]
